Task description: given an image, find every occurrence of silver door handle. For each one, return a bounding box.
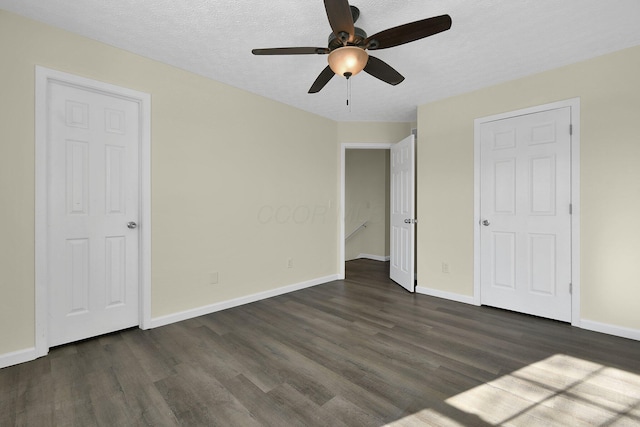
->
[127,221,138,229]
[482,219,490,226]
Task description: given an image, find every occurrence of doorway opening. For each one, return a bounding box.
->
[344,148,391,263]
[340,136,416,292]
[340,143,392,280]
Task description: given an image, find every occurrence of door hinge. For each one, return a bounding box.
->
[569,283,573,294]
[569,203,573,215]
[569,124,573,135]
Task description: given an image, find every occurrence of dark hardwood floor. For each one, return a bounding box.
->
[2,259,640,426]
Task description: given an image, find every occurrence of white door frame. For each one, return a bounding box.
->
[339,142,393,279]
[35,66,152,357]
[473,98,581,326]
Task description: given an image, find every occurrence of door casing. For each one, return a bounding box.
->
[473,98,581,326]
[35,66,152,357]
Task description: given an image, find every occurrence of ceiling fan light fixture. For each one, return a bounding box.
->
[328,46,369,78]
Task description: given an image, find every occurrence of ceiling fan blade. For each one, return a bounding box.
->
[324,0,354,43]
[363,56,405,86]
[365,14,452,50]
[252,47,330,55]
[308,65,335,93]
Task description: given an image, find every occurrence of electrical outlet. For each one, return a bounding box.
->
[287,258,293,269]
[209,272,219,284]
[442,262,449,274]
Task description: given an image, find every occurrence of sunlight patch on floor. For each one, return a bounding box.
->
[386,354,640,426]
[446,354,640,425]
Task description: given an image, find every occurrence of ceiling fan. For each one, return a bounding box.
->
[251,0,452,94]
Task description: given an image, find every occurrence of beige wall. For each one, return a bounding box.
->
[0,10,339,355]
[345,150,390,260]
[417,45,640,330]
[337,122,412,144]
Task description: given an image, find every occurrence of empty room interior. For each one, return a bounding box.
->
[1,1,640,425]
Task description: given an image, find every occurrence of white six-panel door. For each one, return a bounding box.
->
[480,107,572,322]
[47,81,140,346]
[390,135,415,292]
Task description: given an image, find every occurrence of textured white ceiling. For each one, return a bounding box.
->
[2,0,640,122]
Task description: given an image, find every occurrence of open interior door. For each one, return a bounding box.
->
[390,135,416,292]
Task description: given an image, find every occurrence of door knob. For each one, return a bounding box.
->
[482,219,490,226]
[127,221,138,229]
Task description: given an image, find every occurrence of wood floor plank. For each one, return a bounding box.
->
[233,301,370,382]
[13,357,56,427]
[86,367,132,427]
[155,363,261,427]
[222,373,305,427]
[321,395,382,426]
[0,364,18,426]
[2,258,640,426]
[222,325,336,406]
[267,382,352,427]
[119,328,178,383]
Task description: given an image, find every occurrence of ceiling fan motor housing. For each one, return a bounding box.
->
[328,27,368,50]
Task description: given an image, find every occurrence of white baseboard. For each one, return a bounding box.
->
[415,286,478,306]
[1,274,339,368]
[580,319,640,341]
[415,288,639,342]
[148,274,340,329]
[6,277,636,369]
[0,347,37,369]
[355,254,390,262]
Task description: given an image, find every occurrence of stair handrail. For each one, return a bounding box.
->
[346,220,368,241]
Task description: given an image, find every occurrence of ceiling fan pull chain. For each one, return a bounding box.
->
[346,77,352,112]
